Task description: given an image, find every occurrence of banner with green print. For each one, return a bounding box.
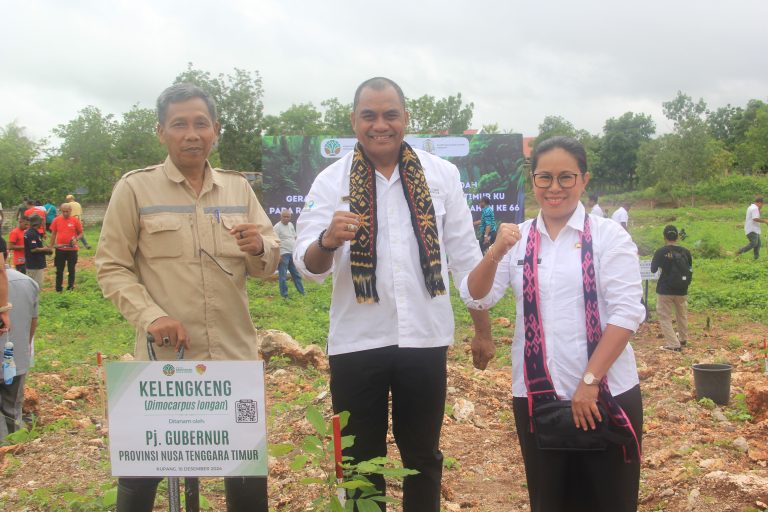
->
[106,360,267,477]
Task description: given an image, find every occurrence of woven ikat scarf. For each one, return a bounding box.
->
[523,216,641,462]
[348,142,446,304]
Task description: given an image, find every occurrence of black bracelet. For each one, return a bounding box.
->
[317,228,340,252]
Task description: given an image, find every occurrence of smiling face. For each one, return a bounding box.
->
[60,204,72,218]
[350,85,409,171]
[157,97,220,176]
[532,147,590,234]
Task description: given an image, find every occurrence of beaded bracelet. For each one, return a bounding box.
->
[317,229,340,252]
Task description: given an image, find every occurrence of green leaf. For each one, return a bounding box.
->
[356,498,385,512]
[377,467,420,477]
[302,435,324,455]
[369,495,398,503]
[341,434,355,449]
[339,480,374,490]
[102,486,118,506]
[290,454,309,470]
[306,405,327,436]
[338,410,351,430]
[331,495,346,512]
[199,494,212,510]
[268,442,295,457]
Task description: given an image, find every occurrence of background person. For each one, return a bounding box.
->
[23,215,51,289]
[651,225,692,352]
[43,200,57,232]
[463,136,645,512]
[611,201,630,231]
[49,203,85,291]
[735,196,766,260]
[273,208,305,299]
[0,267,38,440]
[295,77,493,511]
[8,216,28,274]
[588,193,605,217]
[95,83,278,512]
[65,194,91,249]
[474,196,497,253]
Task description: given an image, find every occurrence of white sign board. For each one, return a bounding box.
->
[639,259,660,281]
[106,360,267,477]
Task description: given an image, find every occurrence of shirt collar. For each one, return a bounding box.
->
[536,202,586,237]
[162,156,218,193]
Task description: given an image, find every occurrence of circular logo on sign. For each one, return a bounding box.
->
[162,364,175,376]
[324,139,341,156]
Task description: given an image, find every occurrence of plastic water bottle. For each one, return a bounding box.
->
[3,341,16,385]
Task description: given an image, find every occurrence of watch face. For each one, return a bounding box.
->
[584,373,595,385]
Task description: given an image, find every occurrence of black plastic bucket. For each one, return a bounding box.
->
[692,363,732,405]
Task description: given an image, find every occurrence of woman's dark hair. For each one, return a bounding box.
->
[531,136,588,174]
[479,197,492,207]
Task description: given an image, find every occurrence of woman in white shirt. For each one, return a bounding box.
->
[461,136,645,512]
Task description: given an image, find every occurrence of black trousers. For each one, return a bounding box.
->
[329,345,447,512]
[116,476,268,511]
[513,385,643,512]
[54,249,78,291]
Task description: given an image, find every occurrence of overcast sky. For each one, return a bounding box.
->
[3,0,767,142]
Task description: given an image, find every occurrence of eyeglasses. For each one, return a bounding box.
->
[531,172,581,189]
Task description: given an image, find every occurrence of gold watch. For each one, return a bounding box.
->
[582,372,599,386]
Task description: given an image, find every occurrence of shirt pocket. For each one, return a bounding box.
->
[216,213,248,258]
[139,215,185,259]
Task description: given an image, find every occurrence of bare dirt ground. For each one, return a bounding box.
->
[2,312,768,511]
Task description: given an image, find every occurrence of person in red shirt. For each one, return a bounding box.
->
[48,203,85,291]
[8,217,29,274]
[23,201,46,236]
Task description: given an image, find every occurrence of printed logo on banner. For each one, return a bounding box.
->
[303,199,316,212]
[423,139,436,154]
[162,364,175,376]
[195,364,207,375]
[323,139,342,156]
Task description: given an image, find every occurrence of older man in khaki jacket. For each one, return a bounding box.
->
[95,83,279,512]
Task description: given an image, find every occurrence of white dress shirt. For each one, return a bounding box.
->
[461,202,645,398]
[294,148,482,356]
[744,203,761,235]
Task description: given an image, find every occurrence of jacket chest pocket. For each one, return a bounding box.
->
[139,215,186,259]
[215,214,248,258]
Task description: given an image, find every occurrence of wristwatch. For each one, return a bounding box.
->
[582,372,599,386]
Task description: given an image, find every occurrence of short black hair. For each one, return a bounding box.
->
[755,196,764,204]
[589,193,599,202]
[479,197,492,206]
[353,77,406,111]
[532,136,588,174]
[157,83,218,125]
[663,225,678,241]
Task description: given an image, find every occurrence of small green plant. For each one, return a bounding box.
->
[443,456,459,470]
[725,393,753,422]
[270,406,418,511]
[726,336,743,350]
[2,417,42,445]
[697,397,716,410]
[671,374,691,389]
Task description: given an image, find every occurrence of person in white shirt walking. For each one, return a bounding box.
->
[273,209,305,298]
[735,197,767,260]
[294,77,493,511]
[463,136,645,512]
[611,202,630,231]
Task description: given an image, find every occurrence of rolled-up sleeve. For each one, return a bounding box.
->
[459,250,513,310]
[293,167,339,282]
[95,179,168,332]
[440,162,483,291]
[598,227,645,332]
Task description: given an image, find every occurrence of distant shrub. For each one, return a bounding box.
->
[692,233,725,259]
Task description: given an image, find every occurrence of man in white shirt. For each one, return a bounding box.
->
[736,197,767,260]
[611,202,630,231]
[273,209,305,298]
[294,77,493,511]
[587,193,605,217]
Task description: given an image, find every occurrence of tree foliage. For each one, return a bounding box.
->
[598,112,655,189]
[406,93,474,133]
[0,122,40,205]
